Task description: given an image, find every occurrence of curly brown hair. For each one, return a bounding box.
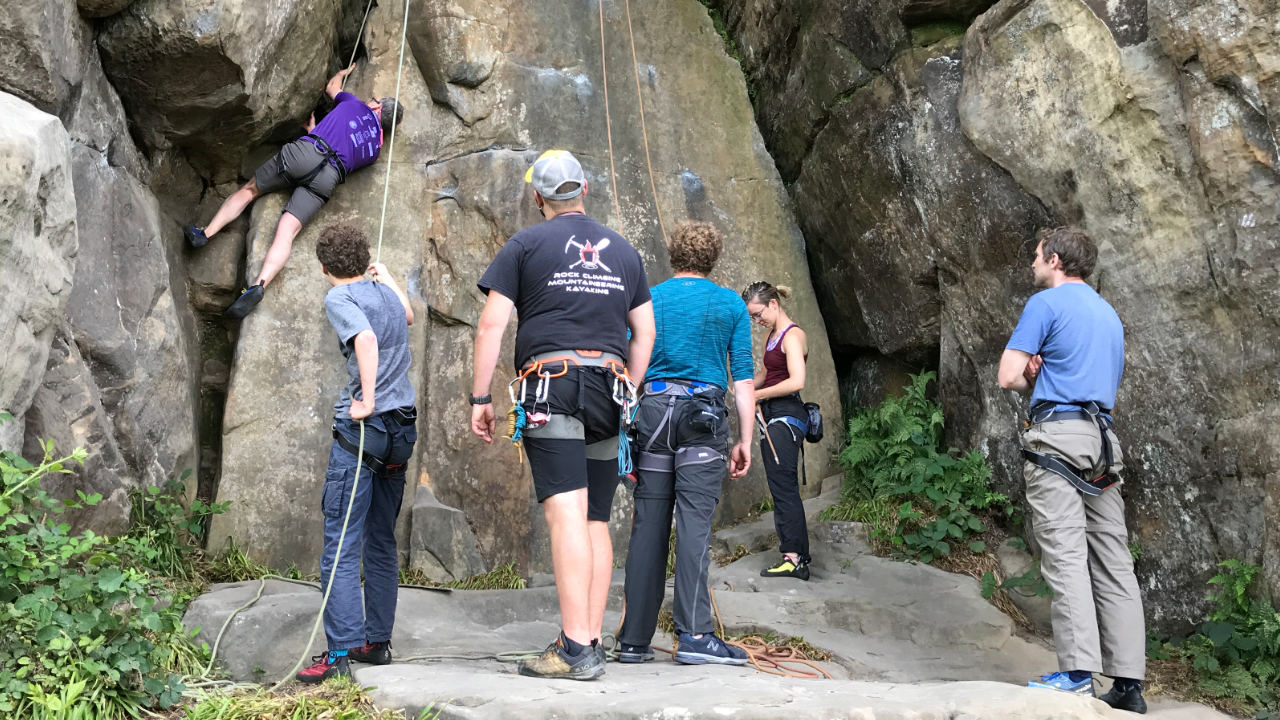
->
[315,224,370,279]
[667,221,723,275]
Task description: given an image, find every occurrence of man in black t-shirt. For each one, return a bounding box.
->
[470,150,655,680]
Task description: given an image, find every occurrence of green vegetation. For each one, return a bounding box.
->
[399,562,526,591]
[1150,560,1280,718]
[909,21,967,48]
[0,432,207,718]
[183,677,443,720]
[820,372,1012,564]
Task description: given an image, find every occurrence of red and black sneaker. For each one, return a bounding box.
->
[349,640,392,665]
[295,651,351,684]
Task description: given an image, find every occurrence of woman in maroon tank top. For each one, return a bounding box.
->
[742,281,811,580]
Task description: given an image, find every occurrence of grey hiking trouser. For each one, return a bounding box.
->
[621,386,730,644]
[1023,417,1145,679]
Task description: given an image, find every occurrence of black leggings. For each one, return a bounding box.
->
[760,397,810,563]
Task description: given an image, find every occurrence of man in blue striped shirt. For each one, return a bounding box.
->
[617,221,755,666]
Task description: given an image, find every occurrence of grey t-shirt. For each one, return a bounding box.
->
[324,279,415,419]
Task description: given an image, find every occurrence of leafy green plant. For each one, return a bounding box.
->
[126,474,227,582]
[0,432,214,718]
[1151,560,1280,717]
[183,676,430,719]
[820,372,1011,563]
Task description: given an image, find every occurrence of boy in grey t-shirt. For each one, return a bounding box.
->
[296,224,417,683]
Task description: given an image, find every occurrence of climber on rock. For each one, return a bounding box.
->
[184,66,405,319]
[470,149,655,681]
[296,223,417,684]
[998,226,1147,713]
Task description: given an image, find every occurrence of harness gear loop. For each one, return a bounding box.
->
[1023,401,1119,496]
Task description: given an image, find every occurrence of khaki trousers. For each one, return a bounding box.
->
[1022,417,1146,679]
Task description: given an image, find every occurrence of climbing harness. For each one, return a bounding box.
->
[1022,400,1119,496]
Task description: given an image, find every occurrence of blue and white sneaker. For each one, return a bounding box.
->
[1028,671,1095,696]
[674,632,748,666]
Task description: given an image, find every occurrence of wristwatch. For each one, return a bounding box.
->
[468,394,492,405]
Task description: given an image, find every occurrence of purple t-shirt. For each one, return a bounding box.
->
[307,91,383,172]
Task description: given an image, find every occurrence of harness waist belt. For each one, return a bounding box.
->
[332,427,387,473]
[1022,448,1117,497]
[302,133,349,181]
[524,349,623,370]
[644,379,723,398]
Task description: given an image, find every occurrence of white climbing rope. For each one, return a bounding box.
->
[374,0,412,262]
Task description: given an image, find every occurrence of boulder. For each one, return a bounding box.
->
[0,0,89,114]
[77,0,135,18]
[0,93,78,447]
[97,0,346,169]
[408,485,487,582]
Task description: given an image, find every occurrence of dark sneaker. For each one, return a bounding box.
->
[517,634,604,680]
[295,651,350,684]
[349,640,391,665]
[674,633,748,666]
[1100,679,1147,714]
[184,226,209,248]
[760,556,810,580]
[225,283,264,319]
[1027,671,1095,697]
[593,640,606,665]
[618,643,655,663]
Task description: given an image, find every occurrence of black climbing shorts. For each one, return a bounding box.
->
[253,138,341,226]
[520,366,622,520]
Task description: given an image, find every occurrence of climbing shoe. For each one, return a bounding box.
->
[184,225,209,248]
[348,640,392,665]
[760,556,810,580]
[674,632,748,666]
[224,283,264,319]
[1100,678,1148,714]
[617,643,655,663]
[295,651,350,684]
[1027,671,1095,696]
[516,632,604,680]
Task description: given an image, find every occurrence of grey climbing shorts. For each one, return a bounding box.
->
[253,138,341,225]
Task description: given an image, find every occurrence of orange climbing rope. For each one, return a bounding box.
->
[623,0,668,243]
[597,0,624,225]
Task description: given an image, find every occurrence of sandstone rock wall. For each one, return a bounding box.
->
[711,0,1280,627]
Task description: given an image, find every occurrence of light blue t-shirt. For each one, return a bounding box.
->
[324,280,415,419]
[646,277,753,391]
[1006,282,1124,410]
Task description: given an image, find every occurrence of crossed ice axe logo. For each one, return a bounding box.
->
[564,235,612,272]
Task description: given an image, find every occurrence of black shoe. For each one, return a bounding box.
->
[760,556,810,580]
[516,633,605,680]
[295,651,350,683]
[348,640,392,665]
[618,643,655,663]
[1100,679,1147,714]
[225,283,264,319]
[184,226,209,248]
[593,640,606,665]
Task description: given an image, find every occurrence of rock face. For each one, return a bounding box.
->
[0,94,78,449]
[210,0,843,573]
[97,0,348,170]
[713,0,1280,626]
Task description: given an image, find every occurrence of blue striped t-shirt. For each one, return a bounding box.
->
[646,277,753,390]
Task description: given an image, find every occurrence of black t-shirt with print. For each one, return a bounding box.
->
[478,213,651,369]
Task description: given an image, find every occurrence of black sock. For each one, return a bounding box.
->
[560,631,586,656]
[1113,677,1143,692]
[1067,670,1092,683]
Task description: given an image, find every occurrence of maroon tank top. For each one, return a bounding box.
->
[761,324,805,390]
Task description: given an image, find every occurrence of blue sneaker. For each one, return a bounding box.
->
[1028,671,1095,696]
[184,226,209,248]
[674,633,748,666]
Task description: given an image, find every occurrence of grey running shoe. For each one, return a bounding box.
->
[517,634,604,680]
[674,632,748,666]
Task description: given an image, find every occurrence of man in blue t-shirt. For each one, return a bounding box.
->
[998,226,1146,713]
[184,67,406,319]
[294,223,417,684]
[616,221,755,668]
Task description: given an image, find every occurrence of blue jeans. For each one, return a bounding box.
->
[319,414,415,650]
